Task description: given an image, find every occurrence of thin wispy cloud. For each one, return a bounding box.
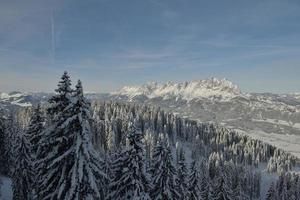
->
[0,0,299,93]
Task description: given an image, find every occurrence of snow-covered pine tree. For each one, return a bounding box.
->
[66,80,107,200]
[144,129,154,168]
[198,161,209,200]
[25,104,45,158]
[36,71,73,199]
[106,118,115,151]
[108,121,151,200]
[37,74,107,200]
[47,71,73,119]
[208,178,220,200]
[150,140,180,200]
[266,182,277,200]
[0,114,8,174]
[0,179,2,199]
[12,132,33,200]
[24,104,45,198]
[5,112,21,176]
[102,151,115,198]
[208,164,235,200]
[176,147,188,199]
[233,182,247,200]
[280,178,289,200]
[187,160,201,200]
[107,148,124,199]
[222,163,235,200]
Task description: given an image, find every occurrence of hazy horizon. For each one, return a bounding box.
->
[0,0,300,93]
[0,75,299,95]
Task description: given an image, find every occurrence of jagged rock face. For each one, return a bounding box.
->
[114,78,242,101]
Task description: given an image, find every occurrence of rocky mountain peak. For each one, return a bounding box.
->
[114,78,242,100]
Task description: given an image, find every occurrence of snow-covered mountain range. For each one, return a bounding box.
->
[114,78,242,101]
[0,91,50,108]
[111,78,300,158]
[1,78,300,157]
[113,78,300,113]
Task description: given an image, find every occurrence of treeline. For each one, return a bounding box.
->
[266,172,300,200]
[90,101,297,171]
[0,72,298,200]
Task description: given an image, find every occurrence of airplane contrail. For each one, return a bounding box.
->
[51,9,55,63]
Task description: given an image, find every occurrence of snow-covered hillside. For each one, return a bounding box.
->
[0,92,32,107]
[0,92,51,108]
[291,93,300,100]
[111,78,300,158]
[0,91,108,109]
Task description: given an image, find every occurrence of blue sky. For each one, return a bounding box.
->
[0,0,300,93]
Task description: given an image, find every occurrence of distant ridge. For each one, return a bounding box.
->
[114,78,242,101]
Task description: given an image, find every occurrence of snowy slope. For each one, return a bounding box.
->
[0,176,12,200]
[0,92,34,107]
[0,91,108,109]
[291,93,300,100]
[111,78,300,158]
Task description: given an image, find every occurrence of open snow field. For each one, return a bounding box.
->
[236,129,300,158]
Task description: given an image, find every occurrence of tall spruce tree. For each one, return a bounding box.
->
[37,74,106,200]
[187,161,201,200]
[266,182,277,200]
[176,148,188,199]
[0,114,8,174]
[209,178,220,200]
[108,122,151,200]
[25,104,44,157]
[5,112,21,176]
[0,179,2,199]
[198,161,209,200]
[24,104,45,197]
[66,80,107,199]
[12,132,33,200]
[208,170,234,200]
[47,71,72,119]
[150,141,180,200]
[36,71,73,199]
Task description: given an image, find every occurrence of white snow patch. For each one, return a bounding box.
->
[252,118,300,130]
[0,92,32,107]
[291,92,300,100]
[235,129,300,158]
[0,176,12,200]
[0,93,10,99]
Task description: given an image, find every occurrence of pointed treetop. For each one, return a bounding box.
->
[33,103,43,116]
[73,80,91,111]
[48,71,73,117]
[55,71,72,94]
[61,71,70,83]
[75,79,83,98]
[127,121,143,147]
